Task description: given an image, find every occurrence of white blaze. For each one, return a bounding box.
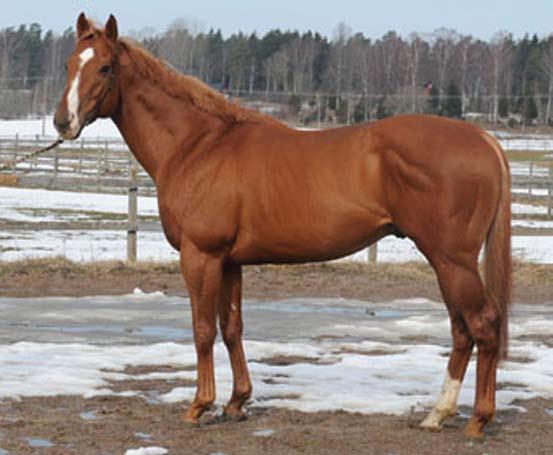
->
[420,372,462,430]
[66,47,95,133]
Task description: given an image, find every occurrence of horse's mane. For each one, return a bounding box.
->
[119,38,279,125]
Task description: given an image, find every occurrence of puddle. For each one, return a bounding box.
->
[36,324,190,340]
[38,325,126,334]
[397,390,430,397]
[546,408,553,416]
[135,432,152,440]
[142,391,161,405]
[137,326,190,340]
[0,449,7,455]
[79,410,98,421]
[370,309,405,318]
[25,437,54,448]
[253,429,275,437]
[251,301,416,319]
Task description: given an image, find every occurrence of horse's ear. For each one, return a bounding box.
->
[76,12,90,39]
[105,15,118,43]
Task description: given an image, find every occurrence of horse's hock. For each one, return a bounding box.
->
[0,174,18,186]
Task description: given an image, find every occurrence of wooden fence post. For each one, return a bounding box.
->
[528,161,534,197]
[127,154,138,263]
[547,163,553,218]
[79,137,84,174]
[104,140,109,170]
[53,146,59,182]
[13,133,19,162]
[34,134,39,168]
[96,141,102,190]
[368,243,378,265]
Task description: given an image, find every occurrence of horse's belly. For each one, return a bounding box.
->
[229,219,393,265]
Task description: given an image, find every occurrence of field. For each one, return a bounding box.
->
[0,261,552,454]
[1,118,553,454]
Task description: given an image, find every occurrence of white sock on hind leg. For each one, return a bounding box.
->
[420,372,461,429]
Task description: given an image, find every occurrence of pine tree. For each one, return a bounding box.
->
[353,96,368,123]
[376,96,391,119]
[426,85,441,115]
[25,23,43,88]
[498,97,510,118]
[521,90,538,125]
[288,94,301,117]
[443,81,462,118]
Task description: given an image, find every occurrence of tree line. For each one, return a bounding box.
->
[1,19,553,125]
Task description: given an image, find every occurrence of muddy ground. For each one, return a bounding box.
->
[0,259,552,454]
[1,390,553,454]
[1,258,552,304]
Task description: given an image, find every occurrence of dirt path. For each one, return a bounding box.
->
[1,388,552,454]
[0,259,552,453]
[1,258,552,304]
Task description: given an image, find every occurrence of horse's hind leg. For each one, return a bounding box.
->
[422,255,501,438]
[420,310,474,430]
[218,264,252,419]
[463,292,502,438]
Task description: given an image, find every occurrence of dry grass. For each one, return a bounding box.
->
[505,150,549,161]
[0,174,18,186]
[513,261,553,287]
[0,256,179,277]
[1,257,549,286]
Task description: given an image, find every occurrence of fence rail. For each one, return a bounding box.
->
[0,135,154,195]
[1,134,553,263]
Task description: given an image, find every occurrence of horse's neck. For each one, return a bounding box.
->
[113,70,224,183]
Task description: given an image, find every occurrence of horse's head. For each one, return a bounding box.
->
[54,13,121,140]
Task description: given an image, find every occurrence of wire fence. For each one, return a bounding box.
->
[1,134,552,263]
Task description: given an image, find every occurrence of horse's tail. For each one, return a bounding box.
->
[483,134,512,360]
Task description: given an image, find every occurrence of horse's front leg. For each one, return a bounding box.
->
[180,243,224,424]
[218,263,252,419]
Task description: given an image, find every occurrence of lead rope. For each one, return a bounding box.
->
[0,138,64,171]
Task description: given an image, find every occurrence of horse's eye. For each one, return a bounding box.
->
[99,64,111,74]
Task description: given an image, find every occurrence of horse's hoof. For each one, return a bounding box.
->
[182,417,200,428]
[204,411,245,425]
[182,410,201,427]
[464,419,484,439]
[419,408,456,431]
[223,408,248,422]
[419,421,443,432]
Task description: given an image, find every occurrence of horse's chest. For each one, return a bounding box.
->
[158,203,182,251]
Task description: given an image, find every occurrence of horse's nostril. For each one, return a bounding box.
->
[54,117,69,132]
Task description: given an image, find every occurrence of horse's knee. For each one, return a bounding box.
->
[194,321,217,353]
[221,316,243,348]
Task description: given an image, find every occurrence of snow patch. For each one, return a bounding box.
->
[125,448,168,455]
[0,296,549,415]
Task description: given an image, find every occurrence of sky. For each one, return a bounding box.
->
[2,0,553,41]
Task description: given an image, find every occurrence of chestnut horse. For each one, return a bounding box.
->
[55,14,512,438]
